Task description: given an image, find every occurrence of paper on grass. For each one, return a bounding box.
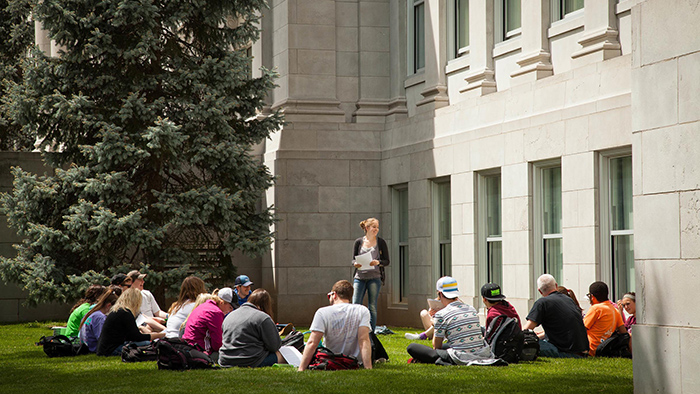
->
[354,251,374,270]
[279,345,303,367]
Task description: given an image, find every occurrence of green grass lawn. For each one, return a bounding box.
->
[0,321,632,394]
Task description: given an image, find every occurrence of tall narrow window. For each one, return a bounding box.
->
[553,0,584,21]
[455,0,469,56]
[486,175,502,284]
[392,187,410,304]
[414,0,425,72]
[504,0,521,38]
[541,166,563,281]
[433,181,451,279]
[609,156,634,300]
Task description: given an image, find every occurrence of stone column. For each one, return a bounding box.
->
[460,0,496,96]
[571,0,621,66]
[511,0,553,84]
[416,0,449,108]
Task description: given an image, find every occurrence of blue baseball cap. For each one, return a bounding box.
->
[235,275,253,287]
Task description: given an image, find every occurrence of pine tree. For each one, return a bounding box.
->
[0,0,281,304]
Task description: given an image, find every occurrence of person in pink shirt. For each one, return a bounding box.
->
[182,294,234,360]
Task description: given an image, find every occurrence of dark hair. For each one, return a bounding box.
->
[557,286,583,314]
[332,280,354,301]
[70,284,106,313]
[80,287,120,328]
[248,289,273,319]
[589,281,610,302]
[168,276,207,315]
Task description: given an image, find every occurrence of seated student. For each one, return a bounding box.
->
[557,286,584,316]
[96,288,165,356]
[219,289,285,368]
[584,281,627,356]
[79,286,121,352]
[182,294,234,360]
[404,309,436,341]
[164,276,207,339]
[617,292,637,334]
[407,277,496,365]
[232,275,253,309]
[481,283,521,329]
[65,284,105,338]
[179,293,215,337]
[111,273,132,291]
[127,270,167,332]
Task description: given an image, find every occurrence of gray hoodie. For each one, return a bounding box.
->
[218,302,281,367]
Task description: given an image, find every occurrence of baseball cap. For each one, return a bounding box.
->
[234,275,253,287]
[111,273,129,286]
[127,270,146,282]
[218,287,235,306]
[481,283,506,301]
[436,276,459,299]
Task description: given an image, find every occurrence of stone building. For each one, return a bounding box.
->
[2,0,698,391]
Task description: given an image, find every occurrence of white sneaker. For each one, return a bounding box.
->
[405,332,421,340]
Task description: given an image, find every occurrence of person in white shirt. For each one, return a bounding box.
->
[298,280,372,371]
[128,270,168,332]
[164,276,208,338]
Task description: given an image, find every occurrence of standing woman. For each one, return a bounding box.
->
[352,217,390,331]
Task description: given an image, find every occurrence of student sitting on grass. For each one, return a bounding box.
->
[164,276,207,339]
[79,286,121,352]
[65,284,106,338]
[182,293,233,360]
[96,288,165,356]
[127,270,168,333]
[219,289,286,368]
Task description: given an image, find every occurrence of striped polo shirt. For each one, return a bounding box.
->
[434,301,485,352]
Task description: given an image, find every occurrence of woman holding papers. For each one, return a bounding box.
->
[352,217,390,331]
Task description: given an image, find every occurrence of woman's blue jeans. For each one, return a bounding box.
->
[352,278,381,331]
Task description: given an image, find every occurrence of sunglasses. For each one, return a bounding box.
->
[327,291,335,300]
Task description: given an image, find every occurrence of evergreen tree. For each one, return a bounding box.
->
[0,0,280,304]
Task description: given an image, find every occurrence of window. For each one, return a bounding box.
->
[478,172,502,288]
[409,0,425,73]
[600,153,634,301]
[495,0,521,41]
[455,0,469,57]
[392,187,410,303]
[552,0,584,21]
[433,181,451,280]
[534,164,563,282]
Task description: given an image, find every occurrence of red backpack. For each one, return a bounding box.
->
[308,346,360,370]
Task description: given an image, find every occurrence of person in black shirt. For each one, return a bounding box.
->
[96,288,165,356]
[522,274,589,358]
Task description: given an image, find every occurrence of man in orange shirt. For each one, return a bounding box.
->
[584,281,627,356]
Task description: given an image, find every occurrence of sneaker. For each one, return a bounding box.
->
[405,332,421,340]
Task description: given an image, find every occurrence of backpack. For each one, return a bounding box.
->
[520,329,540,361]
[280,330,305,353]
[156,337,215,370]
[36,335,88,358]
[122,342,158,362]
[370,332,389,362]
[484,315,523,364]
[308,346,360,370]
[596,332,632,358]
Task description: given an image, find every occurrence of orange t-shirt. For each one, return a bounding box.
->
[583,302,625,356]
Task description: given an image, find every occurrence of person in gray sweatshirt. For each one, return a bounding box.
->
[218,289,285,367]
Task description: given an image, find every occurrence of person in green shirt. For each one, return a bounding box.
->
[65,284,105,337]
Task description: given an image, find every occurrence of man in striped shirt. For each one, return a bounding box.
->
[407,277,496,365]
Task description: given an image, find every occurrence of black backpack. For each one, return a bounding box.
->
[370,332,389,362]
[156,337,215,370]
[280,330,305,353]
[484,316,523,364]
[596,332,632,358]
[36,335,88,358]
[122,342,158,362]
[520,329,540,361]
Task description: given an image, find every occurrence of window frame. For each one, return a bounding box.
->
[408,0,426,74]
[551,0,585,22]
[447,0,470,59]
[432,179,452,283]
[532,160,563,283]
[477,170,502,308]
[391,185,410,305]
[495,0,522,42]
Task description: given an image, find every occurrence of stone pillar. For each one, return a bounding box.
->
[460,0,496,96]
[511,0,553,84]
[571,0,621,66]
[416,0,449,108]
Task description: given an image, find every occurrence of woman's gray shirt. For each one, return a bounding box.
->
[218,303,281,367]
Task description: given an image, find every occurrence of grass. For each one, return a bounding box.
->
[0,321,633,394]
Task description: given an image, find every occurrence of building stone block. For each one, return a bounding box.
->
[502,163,529,198]
[596,92,631,113]
[285,213,350,240]
[562,152,595,192]
[564,116,589,155]
[360,76,391,99]
[451,171,473,205]
[359,2,390,27]
[410,236,432,268]
[349,187,381,212]
[409,265,433,296]
[289,25,336,50]
[680,191,700,259]
[562,188,597,228]
[277,240,320,267]
[336,27,359,52]
[532,82,566,115]
[452,142,471,173]
[277,128,318,151]
[277,294,331,325]
[350,160,380,187]
[337,52,359,77]
[523,122,565,162]
[451,203,463,236]
[276,213,288,240]
[432,145,454,177]
[461,203,475,234]
[502,230,529,266]
[408,208,431,238]
[476,97,507,126]
[641,123,700,194]
[633,325,682,394]
[297,49,336,76]
[296,0,335,25]
[562,226,596,263]
[450,264,476,299]
[381,155,410,186]
[408,179,430,209]
[410,149,436,181]
[631,59,677,132]
[504,90,534,120]
[678,52,700,124]
[317,130,380,152]
[588,106,632,150]
[635,193,680,259]
[502,197,529,232]
[680,328,700,393]
[288,74,337,98]
[451,233,474,266]
[564,72,600,107]
[502,263,530,301]
[286,159,349,186]
[359,27,389,52]
[320,239,355,267]
[318,186,350,212]
[470,134,505,171]
[360,52,390,77]
[638,0,700,66]
[286,267,353,295]
[639,258,700,327]
[336,2,358,27]
[598,58,631,98]
[337,77,360,102]
[276,186,319,212]
[504,130,525,165]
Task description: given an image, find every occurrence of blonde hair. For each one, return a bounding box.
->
[359,218,379,233]
[179,293,215,333]
[111,288,142,317]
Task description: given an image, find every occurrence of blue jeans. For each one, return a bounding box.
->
[539,339,586,358]
[352,278,381,331]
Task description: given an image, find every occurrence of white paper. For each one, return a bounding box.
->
[279,345,303,367]
[427,298,443,311]
[354,251,374,270]
[135,313,147,326]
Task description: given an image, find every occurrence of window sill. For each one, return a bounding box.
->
[493,36,522,58]
[548,12,584,38]
[387,304,409,311]
[446,51,470,75]
[616,0,639,14]
[404,70,426,89]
